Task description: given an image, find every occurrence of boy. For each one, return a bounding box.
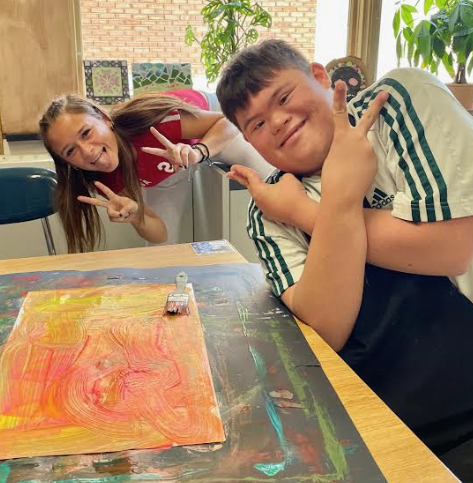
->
[217,39,473,478]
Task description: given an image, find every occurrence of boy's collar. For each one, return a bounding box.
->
[279,171,320,182]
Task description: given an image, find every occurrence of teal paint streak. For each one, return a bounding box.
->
[269,323,349,480]
[237,302,293,477]
[0,462,11,483]
[253,462,286,476]
[250,345,293,476]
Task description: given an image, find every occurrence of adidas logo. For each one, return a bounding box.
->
[372,188,394,209]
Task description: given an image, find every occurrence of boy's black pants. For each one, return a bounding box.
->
[339,264,473,482]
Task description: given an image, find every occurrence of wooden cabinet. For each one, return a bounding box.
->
[0,0,82,136]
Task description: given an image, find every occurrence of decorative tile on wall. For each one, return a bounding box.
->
[325,56,368,102]
[132,63,192,96]
[83,60,130,105]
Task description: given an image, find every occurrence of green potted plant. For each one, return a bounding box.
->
[393,0,473,110]
[185,0,272,83]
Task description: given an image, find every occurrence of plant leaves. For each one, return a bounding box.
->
[184,25,197,46]
[418,33,433,63]
[414,48,421,66]
[466,32,473,60]
[449,5,460,33]
[401,4,416,26]
[453,34,468,63]
[432,34,447,57]
[245,28,259,44]
[191,0,272,82]
[452,27,473,37]
[402,3,418,13]
[430,56,441,73]
[459,2,473,27]
[408,38,416,64]
[441,51,455,78]
[393,9,401,37]
[424,0,434,15]
[403,26,413,41]
[396,32,404,62]
[467,52,473,75]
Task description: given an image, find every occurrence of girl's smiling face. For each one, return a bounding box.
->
[47,112,119,173]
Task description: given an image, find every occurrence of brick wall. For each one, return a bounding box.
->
[80,0,317,79]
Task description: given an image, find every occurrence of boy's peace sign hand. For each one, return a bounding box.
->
[141,127,201,169]
[321,80,389,206]
[228,165,307,225]
[77,181,139,224]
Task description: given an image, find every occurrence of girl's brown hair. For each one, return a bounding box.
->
[39,93,197,253]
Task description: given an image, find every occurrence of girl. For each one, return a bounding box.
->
[39,89,273,253]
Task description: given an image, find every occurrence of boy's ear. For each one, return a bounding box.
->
[309,62,332,89]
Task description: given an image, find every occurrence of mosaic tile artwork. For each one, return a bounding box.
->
[83,60,130,105]
[132,62,192,96]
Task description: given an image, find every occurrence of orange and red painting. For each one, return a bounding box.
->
[0,284,225,459]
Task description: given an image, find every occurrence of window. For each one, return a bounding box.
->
[377,0,451,82]
[314,0,350,65]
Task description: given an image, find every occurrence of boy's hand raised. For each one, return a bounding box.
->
[228,165,307,225]
[321,81,389,207]
[77,181,139,224]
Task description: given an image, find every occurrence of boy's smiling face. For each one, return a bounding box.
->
[235,63,334,176]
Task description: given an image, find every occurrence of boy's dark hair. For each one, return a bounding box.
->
[216,39,311,129]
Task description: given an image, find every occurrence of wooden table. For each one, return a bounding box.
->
[0,244,458,483]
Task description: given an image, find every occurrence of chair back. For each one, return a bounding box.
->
[0,167,57,225]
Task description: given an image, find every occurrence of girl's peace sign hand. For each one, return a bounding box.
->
[77,181,139,224]
[141,127,201,169]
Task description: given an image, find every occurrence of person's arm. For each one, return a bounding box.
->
[180,110,240,158]
[230,176,473,277]
[127,201,167,244]
[282,199,367,351]
[78,181,167,244]
[364,211,473,276]
[295,188,473,277]
[293,201,473,277]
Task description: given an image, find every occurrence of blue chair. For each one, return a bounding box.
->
[0,167,58,255]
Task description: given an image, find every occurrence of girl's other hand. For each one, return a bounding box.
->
[77,181,139,224]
